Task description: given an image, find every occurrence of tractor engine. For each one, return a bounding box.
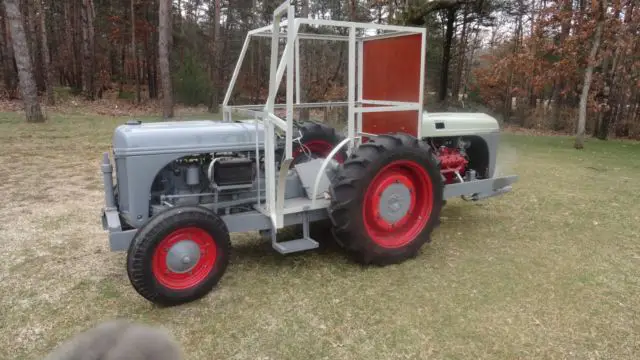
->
[430,138,470,184]
[149,152,260,215]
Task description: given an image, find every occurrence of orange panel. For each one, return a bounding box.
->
[362,34,422,137]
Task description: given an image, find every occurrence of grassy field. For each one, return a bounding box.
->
[1,110,639,360]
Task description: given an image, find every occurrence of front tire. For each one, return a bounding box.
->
[328,133,444,265]
[126,206,231,306]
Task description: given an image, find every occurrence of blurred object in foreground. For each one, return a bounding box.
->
[43,320,183,360]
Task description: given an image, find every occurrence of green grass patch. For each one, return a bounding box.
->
[0,113,639,359]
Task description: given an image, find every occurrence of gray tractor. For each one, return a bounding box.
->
[100,1,518,306]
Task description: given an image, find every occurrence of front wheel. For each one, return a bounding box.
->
[328,133,444,265]
[126,206,231,306]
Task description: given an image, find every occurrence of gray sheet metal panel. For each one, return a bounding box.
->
[112,120,264,157]
[109,229,137,251]
[221,208,329,233]
[118,153,204,226]
[294,158,333,199]
[478,131,499,178]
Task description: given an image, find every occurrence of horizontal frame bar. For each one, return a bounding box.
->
[361,31,418,42]
[297,18,426,34]
[224,107,264,117]
[248,20,289,35]
[253,32,350,42]
[360,99,421,106]
[354,105,421,113]
[225,101,349,111]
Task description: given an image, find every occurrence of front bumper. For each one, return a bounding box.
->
[443,175,518,200]
[102,208,137,251]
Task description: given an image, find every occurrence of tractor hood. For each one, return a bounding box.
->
[421,112,500,137]
[112,119,264,157]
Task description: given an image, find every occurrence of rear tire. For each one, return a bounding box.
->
[328,133,443,265]
[126,206,231,306]
[291,121,346,165]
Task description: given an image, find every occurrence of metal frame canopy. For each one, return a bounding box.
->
[221,0,427,229]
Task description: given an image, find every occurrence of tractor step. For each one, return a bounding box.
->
[273,238,319,254]
[271,212,319,254]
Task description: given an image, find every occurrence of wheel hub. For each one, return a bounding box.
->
[151,227,218,291]
[378,183,412,225]
[165,240,201,273]
[362,160,434,249]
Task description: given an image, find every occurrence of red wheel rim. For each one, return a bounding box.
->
[292,140,345,163]
[362,160,433,248]
[151,227,217,290]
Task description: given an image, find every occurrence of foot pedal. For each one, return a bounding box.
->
[271,212,319,254]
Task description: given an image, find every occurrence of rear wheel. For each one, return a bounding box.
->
[291,121,346,165]
[126,206,230,306]
[328,133,443,265]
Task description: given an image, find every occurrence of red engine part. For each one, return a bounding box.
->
[437,147,468,184]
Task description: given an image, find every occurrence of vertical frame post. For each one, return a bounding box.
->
[265,120,276,222]
[285,6,295,160]
[357,38,363,143]
[347,26,356,152]
[295,37,301,105]
[254,115,261,207]
[417,30,426,137]
[264,8,282,226]
[266,15,281,113]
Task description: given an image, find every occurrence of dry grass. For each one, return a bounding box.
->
[1,110,640,360]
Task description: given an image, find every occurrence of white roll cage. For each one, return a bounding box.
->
[221,0,426,229]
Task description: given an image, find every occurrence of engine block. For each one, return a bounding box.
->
[437,146,469,184]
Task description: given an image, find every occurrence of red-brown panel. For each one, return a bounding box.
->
[362,34,422,137]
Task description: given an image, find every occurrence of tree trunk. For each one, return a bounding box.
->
[36,0,54,105]
[159,0,173,118]
[119,41,125,94]
[145,36,157,99]
[451,3,468,100]
[4,0,44,122]
[25,0,43,91]
[439,6,456,103]
[132,0,140,103]
[1,6,17,94]
[551,0,573,129]
[208,0,221,113]
[81,0,95,100]
[575,0,606,149]
[64,0,81,91]
[146,1,158,99]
